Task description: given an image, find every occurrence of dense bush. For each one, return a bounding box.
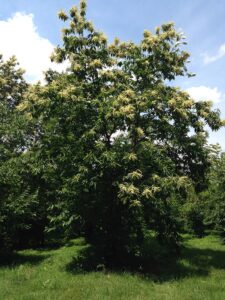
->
[201,151,225,241]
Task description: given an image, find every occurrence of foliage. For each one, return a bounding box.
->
[0,56,27,250]
[0,0,224,265]
[202,149,225,241]
[182,198,206,237]
[0,57,44,250]
[16,0,223,264]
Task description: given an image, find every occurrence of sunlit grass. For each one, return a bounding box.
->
[0,235,225,300]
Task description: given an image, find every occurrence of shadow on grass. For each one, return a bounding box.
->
[0,252,50,268]
[65,238,225,282]
[0,238,85,269]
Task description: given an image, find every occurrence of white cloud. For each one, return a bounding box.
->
[186,86,222,104]
[0,12,66,83]
[203,44,225,64]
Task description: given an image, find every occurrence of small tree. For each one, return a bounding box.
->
[0,56,45,251]
[0,56,31,250]
[203,150,225,241]
[21,0,223,264]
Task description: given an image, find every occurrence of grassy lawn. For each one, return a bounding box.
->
[0,235,225,300]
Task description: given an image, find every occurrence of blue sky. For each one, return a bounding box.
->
[0,0,225,149]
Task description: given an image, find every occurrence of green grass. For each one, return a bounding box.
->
[1,235,225,300]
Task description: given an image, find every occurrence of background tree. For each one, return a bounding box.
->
[201,148,225,241]
[0,56,43,250]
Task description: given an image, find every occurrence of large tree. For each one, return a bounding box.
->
[20,0,223,264]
